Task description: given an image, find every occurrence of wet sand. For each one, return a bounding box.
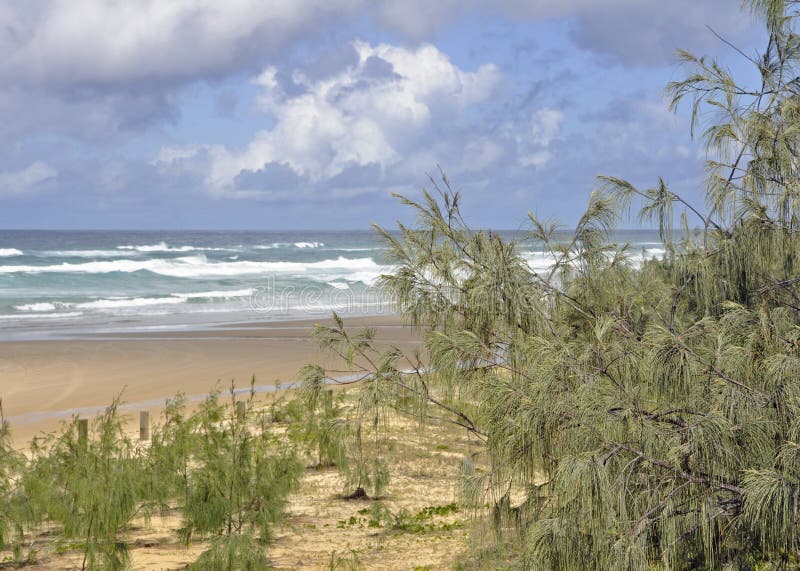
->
[0,314,419,443]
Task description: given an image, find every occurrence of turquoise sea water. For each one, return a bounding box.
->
[0,229,664,339]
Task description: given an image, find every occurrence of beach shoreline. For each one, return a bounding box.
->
[0,313,418,444]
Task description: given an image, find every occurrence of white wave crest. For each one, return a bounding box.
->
[0,312,83,320]
[522,251,559,273]
[40,249,133,258]
[521,247,667,273]
[117,242,238,253]
[14,302,57,312]
[173,289,255,300]
[629,247,667,268]
[254,241,324,250]
[74,297,187,310]
[14,289,256,314]
[0,248,22,257]
[0,255,387,280]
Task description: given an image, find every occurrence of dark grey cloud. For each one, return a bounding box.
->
[360,56,400,80]
[0,1,362,144]
[567,0,759,66]
[328,163,384,189]
[0,0,761,148]
[296,43,361,81]
[234,162,305,193]
[0,86,179,145]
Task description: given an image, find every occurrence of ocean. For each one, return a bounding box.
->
[0,229,665,340]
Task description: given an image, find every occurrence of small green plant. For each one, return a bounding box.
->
[140,392,194,515]
[22,399,144,570]
[417,503,459,518]
[390,503,462,534]
[178,381,303,569]
[0,400,30,564]
[286,388,347,469]
[300,315,397,499]
[338,503,462,535]
[327,549,362,570]
[340,420,390,499]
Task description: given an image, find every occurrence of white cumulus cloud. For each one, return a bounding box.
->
[162,41,501,196]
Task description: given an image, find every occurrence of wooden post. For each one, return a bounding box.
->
[235,401,246,420]
[164,398,174,423]
[139,410,150,441]
[77,418,88,445]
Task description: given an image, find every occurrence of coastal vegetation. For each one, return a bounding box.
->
[0,385,470,569]
[1,0,800,568]
[301,0,800,568]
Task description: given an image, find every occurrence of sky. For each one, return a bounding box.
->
[0,1,767,230]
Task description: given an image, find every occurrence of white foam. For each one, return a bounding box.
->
[0,255,388,280]
[255,241,324,249]
[173,289,255,300]
[117,242,190,252]
[0,248,22,257]
[14,302,57,312]
[628,247,667,268]
[522,251,560,273]
[0,312,83,320]
[73,297,187,310]
[521,248,666,273]
[117,242,238,253]
[40,250,133,258]
[14,297,185,312]
[329,270,387,285]
[14,289,256,314]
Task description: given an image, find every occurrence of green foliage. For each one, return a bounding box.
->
[286,387,347,468]
[0,400,30,563]
[141,392,194,514]
[177,382,304,569]
[22,401,143,570]
[327,549,363,571]
[300,2,800,568]
[389,503,462,534]
[300,317,397,498]
[190,535,271,570]
[8,3,800,570]
[337,502,462,534]
[0,382,304,569]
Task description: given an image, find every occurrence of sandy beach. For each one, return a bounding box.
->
[0,314,419,444]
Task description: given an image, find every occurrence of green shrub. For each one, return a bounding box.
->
[0,401,30,563]
[177,383,303,569]
[301,2,800,567]
[22,400,144,570]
